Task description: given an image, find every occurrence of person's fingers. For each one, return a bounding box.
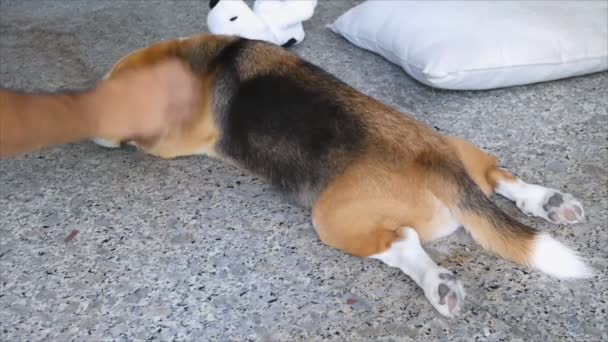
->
[144,59,202,124]
[137,59,202,139]
[92,58,202,139]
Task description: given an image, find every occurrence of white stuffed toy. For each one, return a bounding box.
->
[207,0,318,47]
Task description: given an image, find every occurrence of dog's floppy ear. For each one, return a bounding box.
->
[210,0,220,9]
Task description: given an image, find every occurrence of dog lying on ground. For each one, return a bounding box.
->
[93,34,592,318]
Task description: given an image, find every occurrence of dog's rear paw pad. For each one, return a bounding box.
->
[424,270,465,318]
[515,186,585,225]
[542,191,585,224]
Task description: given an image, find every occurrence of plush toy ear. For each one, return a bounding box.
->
[210,0,220,9]
[281,38,297,48]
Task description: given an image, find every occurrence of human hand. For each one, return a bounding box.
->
[87,59,202,141]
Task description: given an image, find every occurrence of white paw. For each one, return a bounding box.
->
[422,268,465,318]
[516,187,585,224]
[92,138,122,148]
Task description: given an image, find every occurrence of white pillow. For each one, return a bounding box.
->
[329,1,608,90]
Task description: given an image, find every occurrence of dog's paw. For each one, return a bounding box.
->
[542,191,585,224]
[516,187,585,224]
[422,269,465,318]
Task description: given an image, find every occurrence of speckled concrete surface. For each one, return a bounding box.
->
[1,1,607,341]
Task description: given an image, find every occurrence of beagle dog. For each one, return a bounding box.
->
[93,34,591,318]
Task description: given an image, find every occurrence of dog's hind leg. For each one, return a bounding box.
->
[311,172,465,318]
[370,227,465,318]
[447,136,585,224]
[493,175,585,225]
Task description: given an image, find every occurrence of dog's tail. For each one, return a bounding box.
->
[422,152,592,279]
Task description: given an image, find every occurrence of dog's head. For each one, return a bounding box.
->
[93,34,234,159]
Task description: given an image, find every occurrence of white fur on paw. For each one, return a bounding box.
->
[422,268,465,318]
[92,138,121,148]
[517,187,585,224]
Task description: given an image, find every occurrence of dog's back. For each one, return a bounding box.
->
[207,39,368,206]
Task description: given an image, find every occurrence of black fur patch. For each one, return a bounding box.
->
[453,164,537,239]
[210,42,366,204]
[206,39,248,73]
[209,0,220,9]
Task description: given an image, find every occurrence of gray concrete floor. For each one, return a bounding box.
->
[1,1,607,341]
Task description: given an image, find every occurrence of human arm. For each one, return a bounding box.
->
[0,59,200,158]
